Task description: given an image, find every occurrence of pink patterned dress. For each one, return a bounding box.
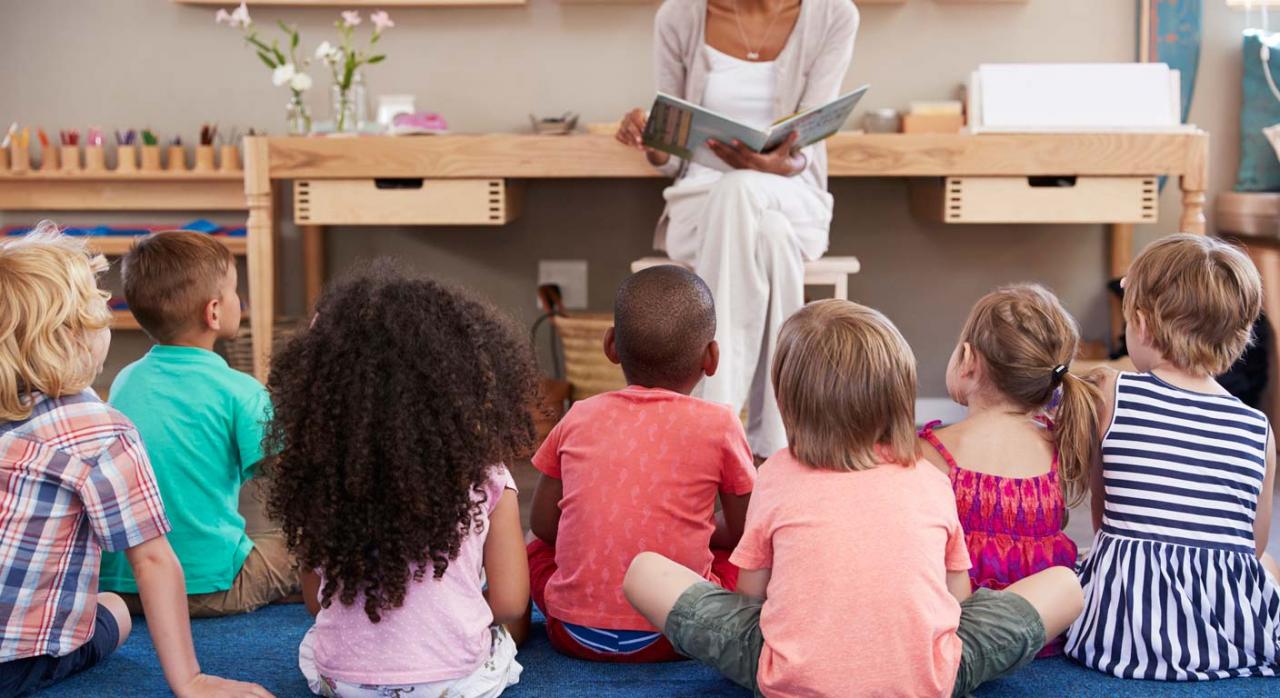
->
[918,419,1077,657]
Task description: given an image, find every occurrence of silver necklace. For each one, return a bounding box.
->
[733,0,785,61]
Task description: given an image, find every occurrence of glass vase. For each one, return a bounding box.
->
[285,92,312,136]
[331,83,356,134]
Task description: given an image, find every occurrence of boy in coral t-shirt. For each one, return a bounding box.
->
[527,265,755,662]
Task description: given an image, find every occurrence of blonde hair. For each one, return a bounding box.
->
[1123,234,1262,375]
[772,299,918,471]
[959,284,1102,507]
[0,221,111,420]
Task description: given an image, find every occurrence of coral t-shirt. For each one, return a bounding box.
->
[731,451,971,698]
[534,385,756,630]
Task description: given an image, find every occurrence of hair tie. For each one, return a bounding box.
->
[1051,364,1069,384]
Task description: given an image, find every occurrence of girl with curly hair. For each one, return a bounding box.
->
[266,262,536,698]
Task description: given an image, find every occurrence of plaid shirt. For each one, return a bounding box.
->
[0,390,170,661]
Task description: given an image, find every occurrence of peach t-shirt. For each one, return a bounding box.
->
[534,385,756,630]
[731,451,971,697]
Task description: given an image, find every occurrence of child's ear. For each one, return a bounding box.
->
[1132,310,1150,344]
[603,327,621,365]
[703,340,720,378]
[204,296,222,332]
[959,342,977,377]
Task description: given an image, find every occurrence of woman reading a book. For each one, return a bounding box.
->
[615,0,858,461]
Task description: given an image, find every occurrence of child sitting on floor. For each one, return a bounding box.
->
[1066,234,1280,680]
[527,265,756,662]
[99,231,298,617]
[919,284,1101,656]
[624,299,1084,696]
[267,263,532,697]
[0,223,269,697]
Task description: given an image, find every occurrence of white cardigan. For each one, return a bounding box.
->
[650,0,859,247]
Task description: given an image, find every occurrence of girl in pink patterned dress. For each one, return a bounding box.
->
[919,284,1101,656]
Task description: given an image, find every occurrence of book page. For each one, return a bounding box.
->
[764,86,869,151]
[644,94,770,171]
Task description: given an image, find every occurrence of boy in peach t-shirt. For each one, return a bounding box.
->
[527,265,755,662]
[624,300,1085,696]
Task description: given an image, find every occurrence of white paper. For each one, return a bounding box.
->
[972,63,1187,133]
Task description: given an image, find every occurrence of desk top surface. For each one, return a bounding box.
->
[250,131,1209,186]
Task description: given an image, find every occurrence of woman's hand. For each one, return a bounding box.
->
[616,108,671,167]
[708,131,805,176]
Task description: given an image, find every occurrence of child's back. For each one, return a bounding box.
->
[528,265,755,661]
[742,449,968,695]
[1068,371,1279,677]
[535,385,752,630]
[1066,234,1280,679]
[96,232,294,616]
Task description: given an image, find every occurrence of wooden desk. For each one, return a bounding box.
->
[243,131,1209,380]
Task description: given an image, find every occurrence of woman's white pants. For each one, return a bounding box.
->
[662,169,832,458]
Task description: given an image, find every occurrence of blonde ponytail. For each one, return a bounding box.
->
[1053,371,1103,507]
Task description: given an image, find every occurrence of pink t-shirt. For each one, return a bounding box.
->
[534,385,756,630]
[732,451,971,698]
[310,465,516,685]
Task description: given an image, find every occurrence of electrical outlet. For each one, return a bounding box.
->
[538,260,589,310]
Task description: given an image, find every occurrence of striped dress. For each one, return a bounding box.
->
[1065,372,1280,679]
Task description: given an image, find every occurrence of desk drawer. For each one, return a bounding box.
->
[912,176,1158,224]
[294,178,521,225]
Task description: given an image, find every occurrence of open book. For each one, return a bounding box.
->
[642,85,869,171]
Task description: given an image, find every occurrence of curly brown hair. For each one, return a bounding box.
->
[264,261,539,622]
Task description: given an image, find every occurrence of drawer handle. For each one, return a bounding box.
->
[1027,176,1077,188]
[374,178,425,190]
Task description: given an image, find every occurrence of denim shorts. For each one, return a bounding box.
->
[0,604,121,697]
[663,582,1045,698]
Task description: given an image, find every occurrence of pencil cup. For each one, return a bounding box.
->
[140,145,162,172]
[218,144,241,172]
[166,145,186,171]
[40,145,60,172]
[9,142,29,174]
[60,145,79,172]
[193,145,216,172]
[115,145,138,173]
[84,145,106,172]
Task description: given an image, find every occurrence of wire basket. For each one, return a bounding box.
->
[219,319,302,376]
[550,313,625,402]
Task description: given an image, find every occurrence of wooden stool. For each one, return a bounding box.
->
[630,255,862,301]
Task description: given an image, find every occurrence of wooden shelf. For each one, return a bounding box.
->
[0,175,245,211]
[110,310,142,331]
[172,0,526,6]
[260,132,1209,183]
[82,235,247,257]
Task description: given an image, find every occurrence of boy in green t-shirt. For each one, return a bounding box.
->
[99,231,298,617]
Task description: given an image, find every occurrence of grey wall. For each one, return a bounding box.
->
[0,0,1256,394]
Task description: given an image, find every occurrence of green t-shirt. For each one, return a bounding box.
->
[99,345,271,594]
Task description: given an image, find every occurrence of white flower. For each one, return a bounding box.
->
[228,2,251,28]
[214,8,231,24]
[341,10,362,27]
[289,72,313,92]
[370,11,394,32]
[314,41,333,60]
[272,63,296,86]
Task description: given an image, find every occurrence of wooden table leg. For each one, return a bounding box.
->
[302,224,325,311]
[1108,223,1134,356]
[244,137,274,383]
[1180,184,1207,235]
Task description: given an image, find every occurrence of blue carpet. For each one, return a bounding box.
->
[37,605,1277,696]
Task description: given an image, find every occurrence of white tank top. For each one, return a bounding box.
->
[682,45,778,185]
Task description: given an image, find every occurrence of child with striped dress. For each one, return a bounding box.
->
[1066,234,1280,680]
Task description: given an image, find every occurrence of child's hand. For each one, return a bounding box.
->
[176,674,274,698]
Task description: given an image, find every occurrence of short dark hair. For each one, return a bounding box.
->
[122,231,234,343]
[613,265,716,388]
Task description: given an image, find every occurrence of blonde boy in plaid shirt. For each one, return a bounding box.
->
[0,223,270,697]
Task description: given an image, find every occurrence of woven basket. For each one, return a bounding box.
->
[219,319,302,376]
[551,313,625,402]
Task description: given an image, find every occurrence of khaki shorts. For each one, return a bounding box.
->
[663,583,1045,698]
[122,530,300,618]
